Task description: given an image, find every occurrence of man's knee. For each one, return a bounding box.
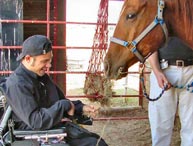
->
[97,138,108,146]
[68,136,108,146]
[89,137,108,146]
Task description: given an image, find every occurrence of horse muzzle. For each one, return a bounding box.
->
[104,59,127,80]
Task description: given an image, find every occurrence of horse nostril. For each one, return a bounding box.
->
[104,62,108,71]
[104,60,110,77]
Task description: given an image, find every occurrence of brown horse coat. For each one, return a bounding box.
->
[104,0,193,79]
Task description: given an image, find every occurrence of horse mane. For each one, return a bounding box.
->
[170,0,193,40]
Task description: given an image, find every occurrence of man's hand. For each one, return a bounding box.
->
[82,104,99,118]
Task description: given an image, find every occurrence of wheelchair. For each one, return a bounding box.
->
[0,88,93,146]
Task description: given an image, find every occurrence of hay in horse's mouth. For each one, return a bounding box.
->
[113,66,128,80]
[84,73,113,106]
[104,60,127,80]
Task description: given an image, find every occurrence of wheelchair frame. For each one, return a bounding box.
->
[0,94,69,146]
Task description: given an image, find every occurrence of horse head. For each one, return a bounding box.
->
[104,0,193,80]
[104,0,166,79]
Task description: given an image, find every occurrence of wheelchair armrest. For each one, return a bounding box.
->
[13,127,67,139]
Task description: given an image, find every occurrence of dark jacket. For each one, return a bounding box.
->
[158,37,193,60]
[1,64,84,130]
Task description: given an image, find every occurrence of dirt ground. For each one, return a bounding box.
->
[84,107,181,146]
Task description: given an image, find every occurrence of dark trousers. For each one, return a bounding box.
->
[4,137,108,146]
[67,136,108,146]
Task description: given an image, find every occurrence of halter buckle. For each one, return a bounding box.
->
[176,60,185,67]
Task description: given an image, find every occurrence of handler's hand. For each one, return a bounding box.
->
[155,70,172,90]
[83,105,99,118]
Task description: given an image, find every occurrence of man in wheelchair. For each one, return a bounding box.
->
[0,35,108,146]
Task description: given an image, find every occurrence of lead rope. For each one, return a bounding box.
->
[139,63,167,101]
[173,82,193,93]
[139,64,193,101]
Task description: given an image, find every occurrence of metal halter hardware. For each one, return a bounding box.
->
[110,0,168,63]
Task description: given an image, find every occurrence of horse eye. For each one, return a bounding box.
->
[126,13,136,20]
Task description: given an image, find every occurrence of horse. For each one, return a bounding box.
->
[104,0,193,80]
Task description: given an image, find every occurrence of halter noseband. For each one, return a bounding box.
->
[110,0,168,63]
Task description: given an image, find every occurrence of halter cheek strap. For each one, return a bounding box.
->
[110,0,168,63]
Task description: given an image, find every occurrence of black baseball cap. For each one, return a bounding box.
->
[17,35,52,61]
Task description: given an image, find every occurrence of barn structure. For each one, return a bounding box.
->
[0,0,150,121]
